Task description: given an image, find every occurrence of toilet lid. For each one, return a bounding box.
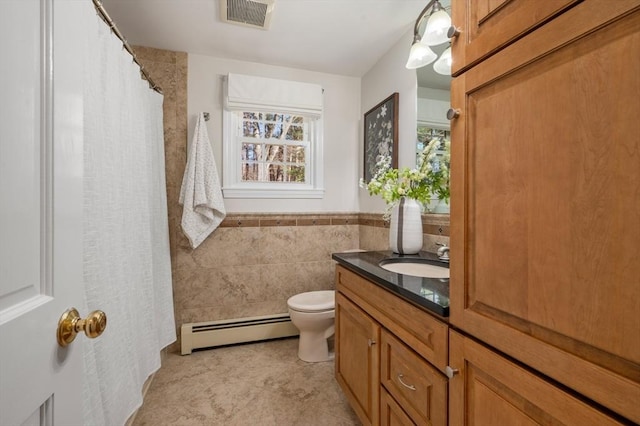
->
[287,290,335,312]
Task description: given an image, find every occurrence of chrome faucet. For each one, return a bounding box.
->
[436,242,450,262]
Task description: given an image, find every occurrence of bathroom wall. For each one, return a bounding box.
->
[136,47,362,349]
[173,213,359,324]
[136,45,447,352]
[187,53,362,213]
[359,28,418,214]
[357,29,450,250]
[182,55,363,330]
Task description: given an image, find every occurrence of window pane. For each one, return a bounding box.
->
[286,166,305,183]
[243,112,258,120]
[241,143,262,161]
[241,162,259,181]
[243,121,260,137]
[268,164,284,181]
[286,146,305,163]
[285,125,304,141]
[265,144,284,162]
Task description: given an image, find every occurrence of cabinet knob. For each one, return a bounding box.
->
[447,26,461,39]
[367,339,376,347]
[447,108,461,120]
[445,366,460,379]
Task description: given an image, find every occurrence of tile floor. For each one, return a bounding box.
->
[131,338,361,426]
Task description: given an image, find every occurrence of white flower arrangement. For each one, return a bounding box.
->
[360,138,450,218]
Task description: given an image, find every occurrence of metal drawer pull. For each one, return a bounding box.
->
[368,339,376,347]
[397,374,417,391]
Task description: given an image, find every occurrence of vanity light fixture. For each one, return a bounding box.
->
[433,45,452,75]
[421,1,451,46]
[405,0,455,75]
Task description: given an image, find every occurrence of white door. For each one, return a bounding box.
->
[0,1,90,424]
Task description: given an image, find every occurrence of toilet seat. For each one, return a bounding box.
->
[287,290,334,313]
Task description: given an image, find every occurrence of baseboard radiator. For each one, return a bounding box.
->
[181,313,299,355]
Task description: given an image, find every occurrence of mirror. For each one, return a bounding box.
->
[416,45,451,214]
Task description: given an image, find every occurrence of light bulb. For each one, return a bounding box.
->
[405,42,437,69]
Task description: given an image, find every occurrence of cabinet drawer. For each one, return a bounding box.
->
[451,0,579,74]
[380,386,415,426]
[336,265,449,372]
[380,329,447,426]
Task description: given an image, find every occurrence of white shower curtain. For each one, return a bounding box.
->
[80,2,176,425]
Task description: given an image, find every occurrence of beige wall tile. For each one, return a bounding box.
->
[358,225,390,251]
[258,226,298,264]
[192,227,261,267]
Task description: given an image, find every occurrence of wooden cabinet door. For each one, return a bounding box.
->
[335,292,380,426]
[449,330,623,426]
[380,387,415,426]
[451,0,579,74]
[449,2,640,422]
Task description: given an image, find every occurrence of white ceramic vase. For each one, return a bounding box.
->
[389,198,423,254]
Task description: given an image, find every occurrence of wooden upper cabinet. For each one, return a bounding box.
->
[449,0,640,422]
[451,0,580,74]
[448,331,625,426]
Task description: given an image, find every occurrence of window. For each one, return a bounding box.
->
[240,112,308,183]
[222,73,324,199]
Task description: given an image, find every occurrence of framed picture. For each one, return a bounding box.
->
[363,92,398,182]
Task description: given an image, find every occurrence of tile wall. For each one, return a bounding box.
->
[135,46,449,351]
[172,214,360,324]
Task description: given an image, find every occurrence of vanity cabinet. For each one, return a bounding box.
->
[449,0,640,423]
[335,265,448,426]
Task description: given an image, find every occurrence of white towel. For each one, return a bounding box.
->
[179,113,226,248]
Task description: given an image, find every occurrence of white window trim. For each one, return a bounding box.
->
[222,110,324,199]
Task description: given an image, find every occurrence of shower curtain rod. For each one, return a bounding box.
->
[92,0,163,94]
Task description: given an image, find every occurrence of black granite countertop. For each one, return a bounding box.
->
[331,251,450,317]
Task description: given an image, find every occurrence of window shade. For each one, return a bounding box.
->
[225,73,323,118]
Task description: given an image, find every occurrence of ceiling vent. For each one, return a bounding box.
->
[220,0,275,30]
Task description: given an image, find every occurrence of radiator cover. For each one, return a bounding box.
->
[181,313,298,355]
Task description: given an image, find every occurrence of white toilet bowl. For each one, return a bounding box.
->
[287,290,335,363]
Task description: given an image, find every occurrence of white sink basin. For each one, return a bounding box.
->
[379,258,449,279]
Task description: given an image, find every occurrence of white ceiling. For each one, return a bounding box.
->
[100,0,444,79]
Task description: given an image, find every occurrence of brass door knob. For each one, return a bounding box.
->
[57,308,107,347]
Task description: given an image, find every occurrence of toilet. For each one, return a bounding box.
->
[287,290,335,363]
